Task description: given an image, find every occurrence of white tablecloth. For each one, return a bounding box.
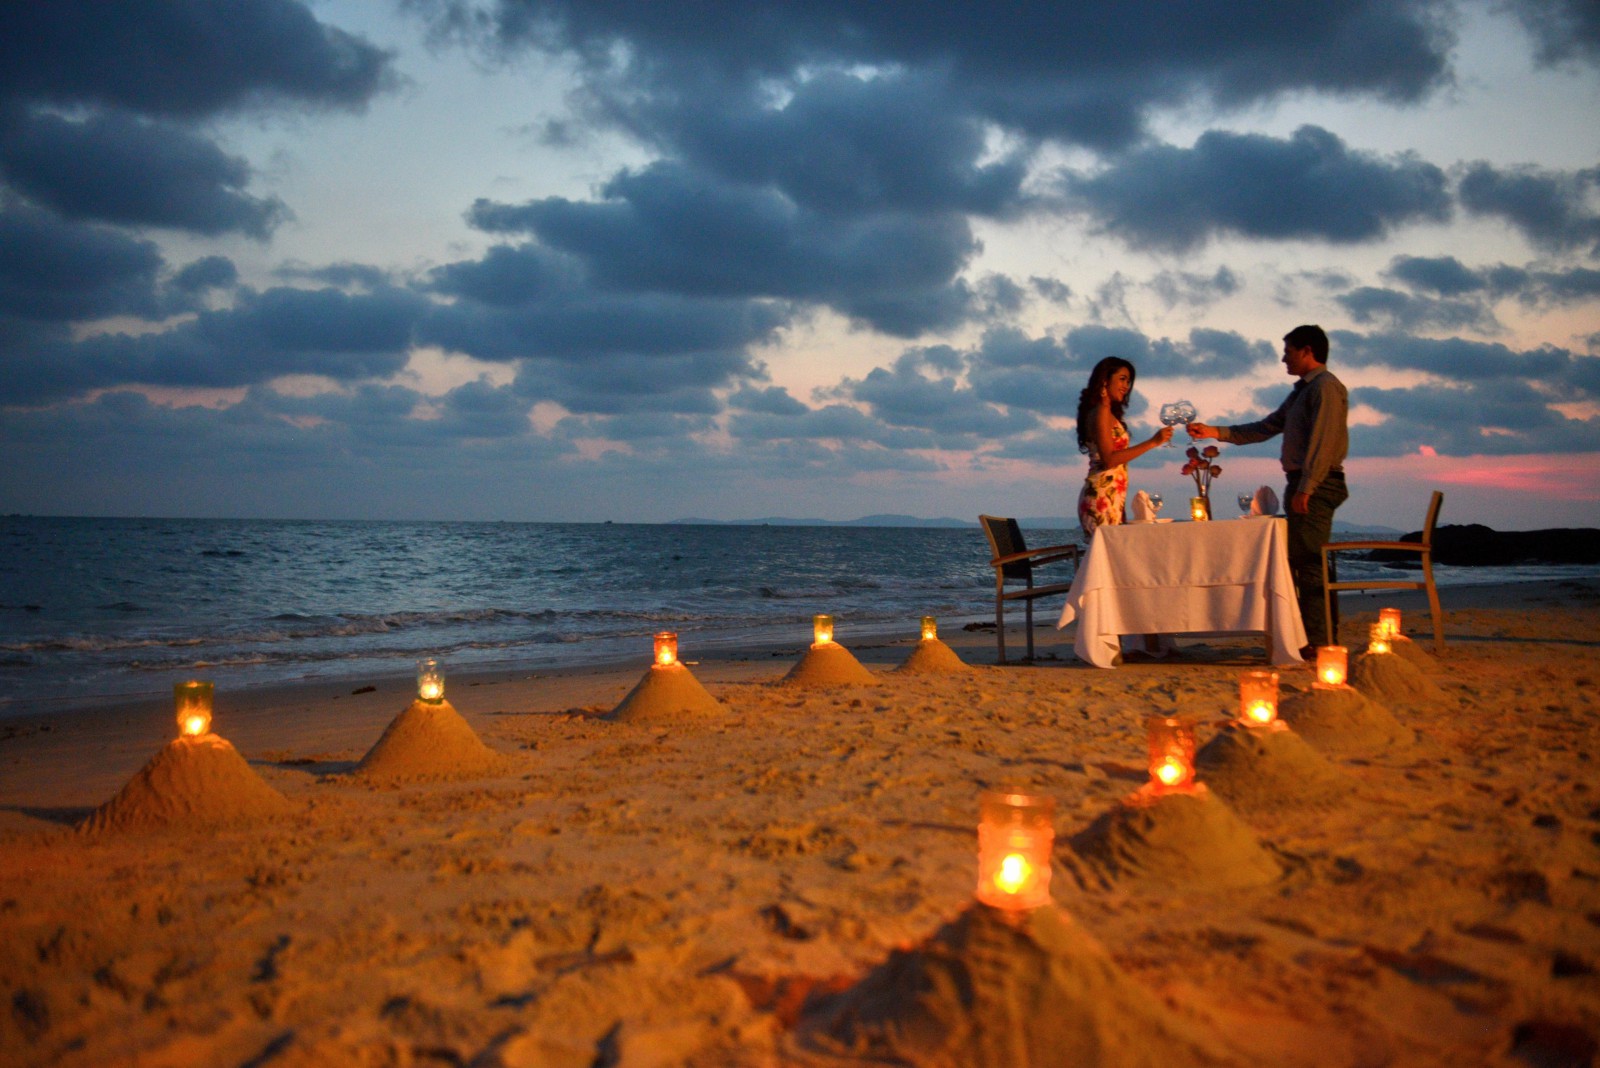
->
[1056,517,1307,668]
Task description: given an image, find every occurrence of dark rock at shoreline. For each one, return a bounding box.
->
[1365,524,1600,568]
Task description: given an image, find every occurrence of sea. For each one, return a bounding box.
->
[3,515,1596,713]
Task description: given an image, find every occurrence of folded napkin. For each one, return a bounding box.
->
[1132,490,1156,522]
[1251,485,1280,516]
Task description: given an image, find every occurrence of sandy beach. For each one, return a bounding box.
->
[3,579,1599,1067]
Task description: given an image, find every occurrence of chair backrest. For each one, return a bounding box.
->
[1420,491,1444,546]
[979,515,1032,581]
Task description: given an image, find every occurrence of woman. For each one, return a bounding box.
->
[1076,357,1173,536]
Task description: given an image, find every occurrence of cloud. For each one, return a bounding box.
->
[467,162,982,336]
[1335,286,1500,333]
[1,285,427,405]
[1061,125,1451,251]
[842,349,1039,437]
[1353,380,1600,456]
[0,205,163,323]
[1370,254,1600,311]
[1332,330,1597,398]
[0,0,394,119]
[434,1,1455,151]
[0,109,289,237]
[1457,162,1600,255]
[728,385,808,416]
[1149,266,1241,309]
[1501,0,1600,68]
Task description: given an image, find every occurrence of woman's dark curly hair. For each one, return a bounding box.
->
[1076,357,1136,454]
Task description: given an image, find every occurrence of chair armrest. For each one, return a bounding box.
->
[990,545,1079,568]
[1323,540,1428,554]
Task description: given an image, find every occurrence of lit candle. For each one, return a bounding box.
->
[813,614,834,646]
[653,631,678,667]
[1146,714,1196,791]
[1238,670,1279,726]
[920,616,937,641]
[1315,645,1348,688]
[975,791,1055,911]
[174,680,214,738]
[1367,623,1391,655]
[416,657,445,703]
[1378,608,1401,640]
[1189,496,1209,521]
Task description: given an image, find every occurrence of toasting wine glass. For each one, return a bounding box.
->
[1237,492,1254,518]
[1159,400,1197,445]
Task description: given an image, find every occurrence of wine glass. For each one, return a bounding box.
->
[1159,400,1197,445]
[1149,494,1164,518]
[1237,492,1254,518]
[1158,403,1181,446]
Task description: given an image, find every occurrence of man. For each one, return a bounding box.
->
[1188,325,1348,655]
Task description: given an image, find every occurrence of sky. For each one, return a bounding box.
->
[1,0,1598,530]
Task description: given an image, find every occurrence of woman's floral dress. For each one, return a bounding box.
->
[1077,416,1129,537]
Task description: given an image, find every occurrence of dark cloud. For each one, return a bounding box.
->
[1062,125,1451,251]
[625,68,1030,218]
[1149,266,1241,309]
[728,402,940,452]
[728,385,807,416]
[512,350,749,415]
[1332,330,1595,398]
[1501,0,1600,68]
[0,109,288,237]
[0,206,163,322]
[171,256,239,295]
[468,162,980,336]
[1372,255,1600,310]
[1383,254,1483,297]
[0,0,393,119]
[1,285,426,405]
[1353,380,1600,456]
[431,1,1453,151]
[1335,286,1499,333]
[843,349,1038,437]
[1458,162,1600,255]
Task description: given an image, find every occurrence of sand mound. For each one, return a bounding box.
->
[803,903,1223,1067]
[1351,650,1445,704]
[1390,634,1436,670]
[607,663,728,723]
[1068,786,1282,890]
[895,638,973,675]
[355,700,505,782]
[80,734,292,834]
[1194,722,1345,811]
[1280,685,1415,756]
[783,642,878,687]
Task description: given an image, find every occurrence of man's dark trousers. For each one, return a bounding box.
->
[1284,471,1348,647]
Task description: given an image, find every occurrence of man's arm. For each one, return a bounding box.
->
[1188,394,1291,445]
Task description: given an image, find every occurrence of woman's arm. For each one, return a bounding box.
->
[1091,402,1173,466]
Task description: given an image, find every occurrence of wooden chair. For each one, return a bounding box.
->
[1320,491,1445,653]
[979,515,1080,664]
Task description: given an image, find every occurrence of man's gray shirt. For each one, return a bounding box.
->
[1217,367,1348,497]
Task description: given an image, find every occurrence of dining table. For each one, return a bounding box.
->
[1056,516,1308,668]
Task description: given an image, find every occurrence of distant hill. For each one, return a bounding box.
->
[671,514,1402,534]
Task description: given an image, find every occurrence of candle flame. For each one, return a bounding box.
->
[996,853,1031,895]
[1156,758,1186,786]
[1245,700,1275,724]
[180,713,209,737]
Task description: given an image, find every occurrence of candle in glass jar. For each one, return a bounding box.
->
[417,658,445,703]
[653,631,678,667]
[975,791,1054,911]
[1315,645,1348,687]
[1239,670,1279,726]
[813,614,834,646]
[174,680,214,738]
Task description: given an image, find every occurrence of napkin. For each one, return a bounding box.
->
[1250,485,1280,515]
[1132,490,1156,522]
